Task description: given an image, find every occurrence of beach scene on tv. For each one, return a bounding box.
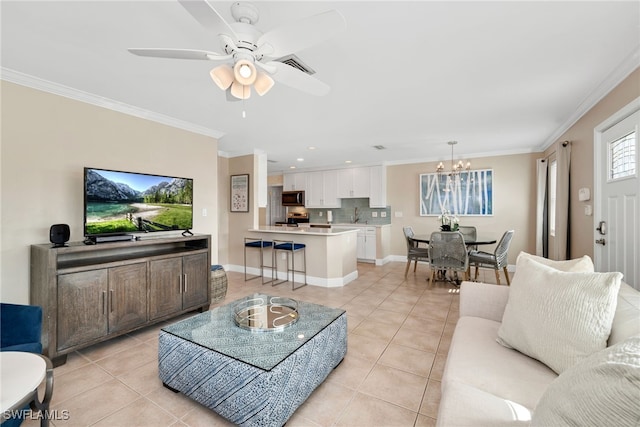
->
[85,169,193,235]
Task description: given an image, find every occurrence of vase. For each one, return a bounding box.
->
[440,225,451,231]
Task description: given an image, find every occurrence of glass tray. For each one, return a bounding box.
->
[233,296,299,332]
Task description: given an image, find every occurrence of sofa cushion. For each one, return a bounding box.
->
[443,316,557,410]
[531,335,640,427]
[516,251,594,272]
[497,256,622,374]
[609,282,640,346]
[436,380,532,427]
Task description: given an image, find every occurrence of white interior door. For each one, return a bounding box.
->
[594,101,640,290]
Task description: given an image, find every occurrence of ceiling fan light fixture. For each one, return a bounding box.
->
[210,64,234,90]
[230,81,251,100]
[233,59,257,85]
[254,71,275,96]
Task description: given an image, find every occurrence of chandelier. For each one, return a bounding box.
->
[210,57,275,100]
[436,141,470,176]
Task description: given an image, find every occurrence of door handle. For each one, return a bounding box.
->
[595,238,606,246]
[596,221,607,235]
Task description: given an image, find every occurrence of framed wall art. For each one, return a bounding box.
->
[420,169,493,216]
[230,174,249,212]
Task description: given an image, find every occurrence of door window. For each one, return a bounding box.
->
[609,131,636,181]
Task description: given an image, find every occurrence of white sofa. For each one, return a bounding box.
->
[437,261,640,426]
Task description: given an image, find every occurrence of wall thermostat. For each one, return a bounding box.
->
[578,187,591,201]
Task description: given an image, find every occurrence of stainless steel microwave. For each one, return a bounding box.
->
[282,190,305,206]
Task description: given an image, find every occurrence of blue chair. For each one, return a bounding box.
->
[1,303,53,427]
[244,237,274,284]
[1,303,43,354]
[272,239,307,290]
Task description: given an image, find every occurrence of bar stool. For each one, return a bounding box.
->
[272,239,307,290]
[244,238,273,284]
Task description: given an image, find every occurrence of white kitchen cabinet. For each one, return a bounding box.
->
[306,170,341,208]
[356,227,377,262]
[337,167,370,198]
[283,172,307,191]
[368,165,387,208]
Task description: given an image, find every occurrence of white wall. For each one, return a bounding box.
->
[1,81,219,304]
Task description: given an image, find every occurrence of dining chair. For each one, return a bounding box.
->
[458,226,477,251]
[403,226,430,278]
[428,231,469,286]
[468,230,515,285]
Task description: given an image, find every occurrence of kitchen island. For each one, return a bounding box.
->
[247,226,359,287]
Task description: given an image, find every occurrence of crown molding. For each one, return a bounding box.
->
[1,68,225,140]
[539,48,640,151]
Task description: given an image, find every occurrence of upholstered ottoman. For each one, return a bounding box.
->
[158,294,347,426]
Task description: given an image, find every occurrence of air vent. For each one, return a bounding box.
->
[268,159,278,163]
[372,145,387,150]
[275,55,316,75]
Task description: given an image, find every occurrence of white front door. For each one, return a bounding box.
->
[594,100,640,290]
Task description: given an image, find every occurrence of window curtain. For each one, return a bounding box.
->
[536,159,548,257]
[555,141,571,260]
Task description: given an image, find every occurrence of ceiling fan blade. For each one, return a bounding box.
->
[255,61,277,74]
[258,10,346,58]
[128,48,231,61]
[268,61,330,96]
[178,0,238,40]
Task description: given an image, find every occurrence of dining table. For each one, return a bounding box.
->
[411,233,498,285]
[412,233,497,247]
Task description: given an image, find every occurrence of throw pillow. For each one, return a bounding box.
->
[497,256,622,374]
[516,251,594,272]
[531,335,640,427]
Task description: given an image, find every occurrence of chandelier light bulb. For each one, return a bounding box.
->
[239,64,252,79]
[233,60,257,86]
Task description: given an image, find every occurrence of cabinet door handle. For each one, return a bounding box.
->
[179,274,183,293]
[110,289,114,313]
[184,274,187,293]
[102,291,107,315]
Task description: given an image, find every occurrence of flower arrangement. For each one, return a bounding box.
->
[438,210,459,231]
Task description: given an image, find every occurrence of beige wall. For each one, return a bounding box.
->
[388,153,538,266]
[1,81,219,304]
[225,155,259,269]
[217,156,230,266]
[544,68,640,259]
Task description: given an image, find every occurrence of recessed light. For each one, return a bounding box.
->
[297,158,304,162]
[345,160,352,164]
[289,166,296,169]
[308,146,316,150]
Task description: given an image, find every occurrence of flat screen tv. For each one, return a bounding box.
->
[84,167,193,237]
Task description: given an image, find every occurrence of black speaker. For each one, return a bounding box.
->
[50,224,70,247]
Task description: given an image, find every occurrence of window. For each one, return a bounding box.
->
[609,131,636,181]
[549,160,557,237]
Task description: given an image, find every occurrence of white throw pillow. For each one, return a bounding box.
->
[531,335,640,427]
[516,251,594,272]
[497,256,622,374]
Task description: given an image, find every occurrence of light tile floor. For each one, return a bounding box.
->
[25,262,507,427]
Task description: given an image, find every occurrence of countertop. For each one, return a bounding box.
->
[307,223,391,228]
[249,226,359,236]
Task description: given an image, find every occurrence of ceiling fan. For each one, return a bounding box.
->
[128,1,346,100]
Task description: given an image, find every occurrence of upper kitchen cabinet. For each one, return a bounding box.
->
[306,170,341,208]
[337,166,387,207]
[283,172,307,191]
[368,165,387,208]
[337,167,370,198]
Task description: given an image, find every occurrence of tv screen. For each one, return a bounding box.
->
[84,167,193,237]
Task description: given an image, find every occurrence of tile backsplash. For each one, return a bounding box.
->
[305,198,391,225]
